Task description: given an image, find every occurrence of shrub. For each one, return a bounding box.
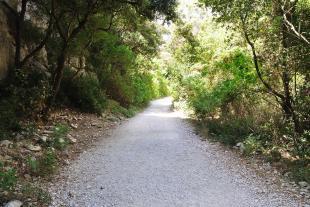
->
[106,100,137,118]
[101,71,135,107]
[205,117,254,145]
[132,73,156,106]
[0,162,17,191]
[0,98,20,140]
[61,69,107,114]
[0,67,50,138]
[243,134,263,155]
[289,160,310,183]
[50,124,70,150]
[27,149,58,177]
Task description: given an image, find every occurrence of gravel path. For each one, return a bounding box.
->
[49,98,304,207]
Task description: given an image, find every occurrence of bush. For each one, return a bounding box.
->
[289,160,310,183]
[0,99,20,140]
[0,162,17,191]
[0,67,50,138]
[61,69,107,114]
[132,73,156,106]
[50,124,70,150]
[42,124,70,150]
[101,71,135,107]
[205,117,254,145]
[27,149,58,177]
[106,100,137,118]
[243,134,263,155]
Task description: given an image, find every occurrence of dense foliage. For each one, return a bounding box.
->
[0,0,174,135]
[165,0,309,176]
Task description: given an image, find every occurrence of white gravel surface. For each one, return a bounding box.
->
[49,98,305,207]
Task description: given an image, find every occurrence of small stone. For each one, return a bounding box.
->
[236,142,243,147]
[64,160,70,165]
[0,140,13,147]
[4,200,23,207]
[27,144,42,152]
[67,134,77,144]
[70,123,78,129]
[43,130,53,134]
[40,136,48,142]
[298,181,308,188]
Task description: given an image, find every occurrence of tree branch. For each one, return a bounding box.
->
[240,15,285,100]
[20,17,53,67]
[282,8,310,46]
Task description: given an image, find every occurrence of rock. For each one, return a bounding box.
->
[236,142,245,153]
[298,181,308,188]
[0,140,13,147]
[236,142,243,147]
[4,200,23,207]
[27,144,42,152]
[40,135,48,142]
[64,160,70,165]
[70,123,78,129]
[67,134,77,144]
[43,130,53,134]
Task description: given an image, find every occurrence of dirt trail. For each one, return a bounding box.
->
[49,98,304,207]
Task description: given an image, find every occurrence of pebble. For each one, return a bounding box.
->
[67,134,77,144]
[4,200,23,207]
[27,144,42,152]
[40,135,48,142]
[0,140,13,147]
[299,181,308,188]
[70,124,78,129]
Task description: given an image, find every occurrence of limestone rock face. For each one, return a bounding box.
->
[0,6,15,80]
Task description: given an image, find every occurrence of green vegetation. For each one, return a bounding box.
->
[164,0,309,181]
[0,0,309,203]
[0,0,176,137]
[27,149,58,177]
[0,1,176,204]
[0,162,17,191]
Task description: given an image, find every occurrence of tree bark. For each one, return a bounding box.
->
[51,44,68,105]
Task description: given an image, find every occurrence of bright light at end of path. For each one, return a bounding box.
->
[143,111,187,119]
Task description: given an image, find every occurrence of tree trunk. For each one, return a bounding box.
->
[280,3,302,134]
[51,45,68,103]
[14,16,21,68]
[43,44,68,115]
